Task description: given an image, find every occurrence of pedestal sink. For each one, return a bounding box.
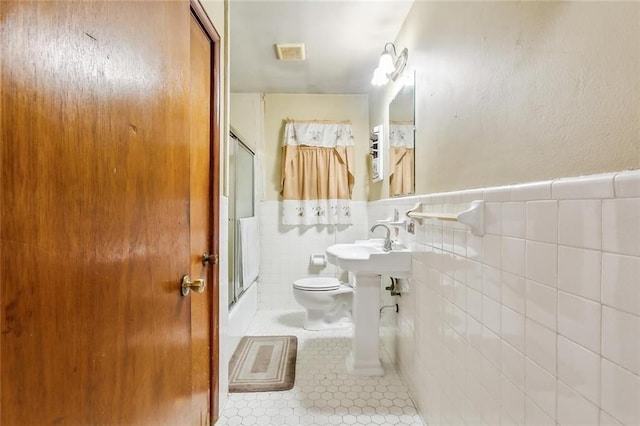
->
[326,239,411,376]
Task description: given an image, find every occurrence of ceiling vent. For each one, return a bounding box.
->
[275,43,306,61]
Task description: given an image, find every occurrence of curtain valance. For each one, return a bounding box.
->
[280,120,355,225]
[389,123,415,148]
[283,121,355,148]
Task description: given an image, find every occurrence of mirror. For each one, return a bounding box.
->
[388,71,415,197]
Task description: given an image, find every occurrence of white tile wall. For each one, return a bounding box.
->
[601,359,640,425]
[602,198,640,257]
[526,318,556,375]
[557,246,601,301]
[601,306,640,375]
[526,200,558,243]
[558,200,602,250]
[558,291,601,354]
[525,358,556,419]
[502,202,526,238]
[552,173,616,200]
[525,241,558,287]
[525,280,557,331]
[368,170,640,426]
[614,171,640,198]
[502,272,526,314]
[219,196,230,410]
[557,335,600,404]
[258,200,368,310]
[557,380,599,426]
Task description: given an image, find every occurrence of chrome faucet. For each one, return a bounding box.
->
[370,224,392,252]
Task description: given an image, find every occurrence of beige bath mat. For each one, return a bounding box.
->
[228,335,297,392]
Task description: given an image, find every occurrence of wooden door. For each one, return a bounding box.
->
[0,1,220,424]
[188,5,221,425]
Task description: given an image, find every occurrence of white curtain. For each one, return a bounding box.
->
[280,121,355,225]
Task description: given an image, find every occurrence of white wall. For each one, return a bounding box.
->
[370,1,640,198]
[366,3,640,425]
[201,0,229,195]
[370,170,640,426]
[217,195,230,410]
[230,93,265,203]
[229,93,263,153]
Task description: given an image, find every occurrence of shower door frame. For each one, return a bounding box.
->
[228,131,256,307]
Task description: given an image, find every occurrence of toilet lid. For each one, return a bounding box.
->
[293,277,341,291]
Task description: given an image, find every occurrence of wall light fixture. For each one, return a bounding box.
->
[371,42,408,86]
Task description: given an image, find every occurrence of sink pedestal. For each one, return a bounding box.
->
[325,240,411,377]
[346,272,384,376]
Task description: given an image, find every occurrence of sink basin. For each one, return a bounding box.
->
[326,240,411,277]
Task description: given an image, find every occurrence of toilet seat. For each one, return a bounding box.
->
[293,277,341,291]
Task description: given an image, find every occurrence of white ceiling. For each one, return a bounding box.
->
[229,0,414,94]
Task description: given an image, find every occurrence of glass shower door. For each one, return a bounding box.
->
[228,132,255,307]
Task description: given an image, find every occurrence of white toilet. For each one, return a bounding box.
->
[292,277,354,331]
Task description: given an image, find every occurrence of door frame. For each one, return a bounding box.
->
[190,0,221,421]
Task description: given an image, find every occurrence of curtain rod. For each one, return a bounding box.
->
[286,118,352,124]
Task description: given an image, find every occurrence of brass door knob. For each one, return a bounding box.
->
[181,275,206,296]
[202,252,218,266]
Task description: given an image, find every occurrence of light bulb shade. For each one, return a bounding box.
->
[371,42,409,86]
[378,52,395,74]
[371,67,389,86]
[390,47,409,82]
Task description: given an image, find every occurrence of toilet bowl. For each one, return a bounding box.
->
[292,277,354,331]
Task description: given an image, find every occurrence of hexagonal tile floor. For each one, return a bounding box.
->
[216,310,424,426]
